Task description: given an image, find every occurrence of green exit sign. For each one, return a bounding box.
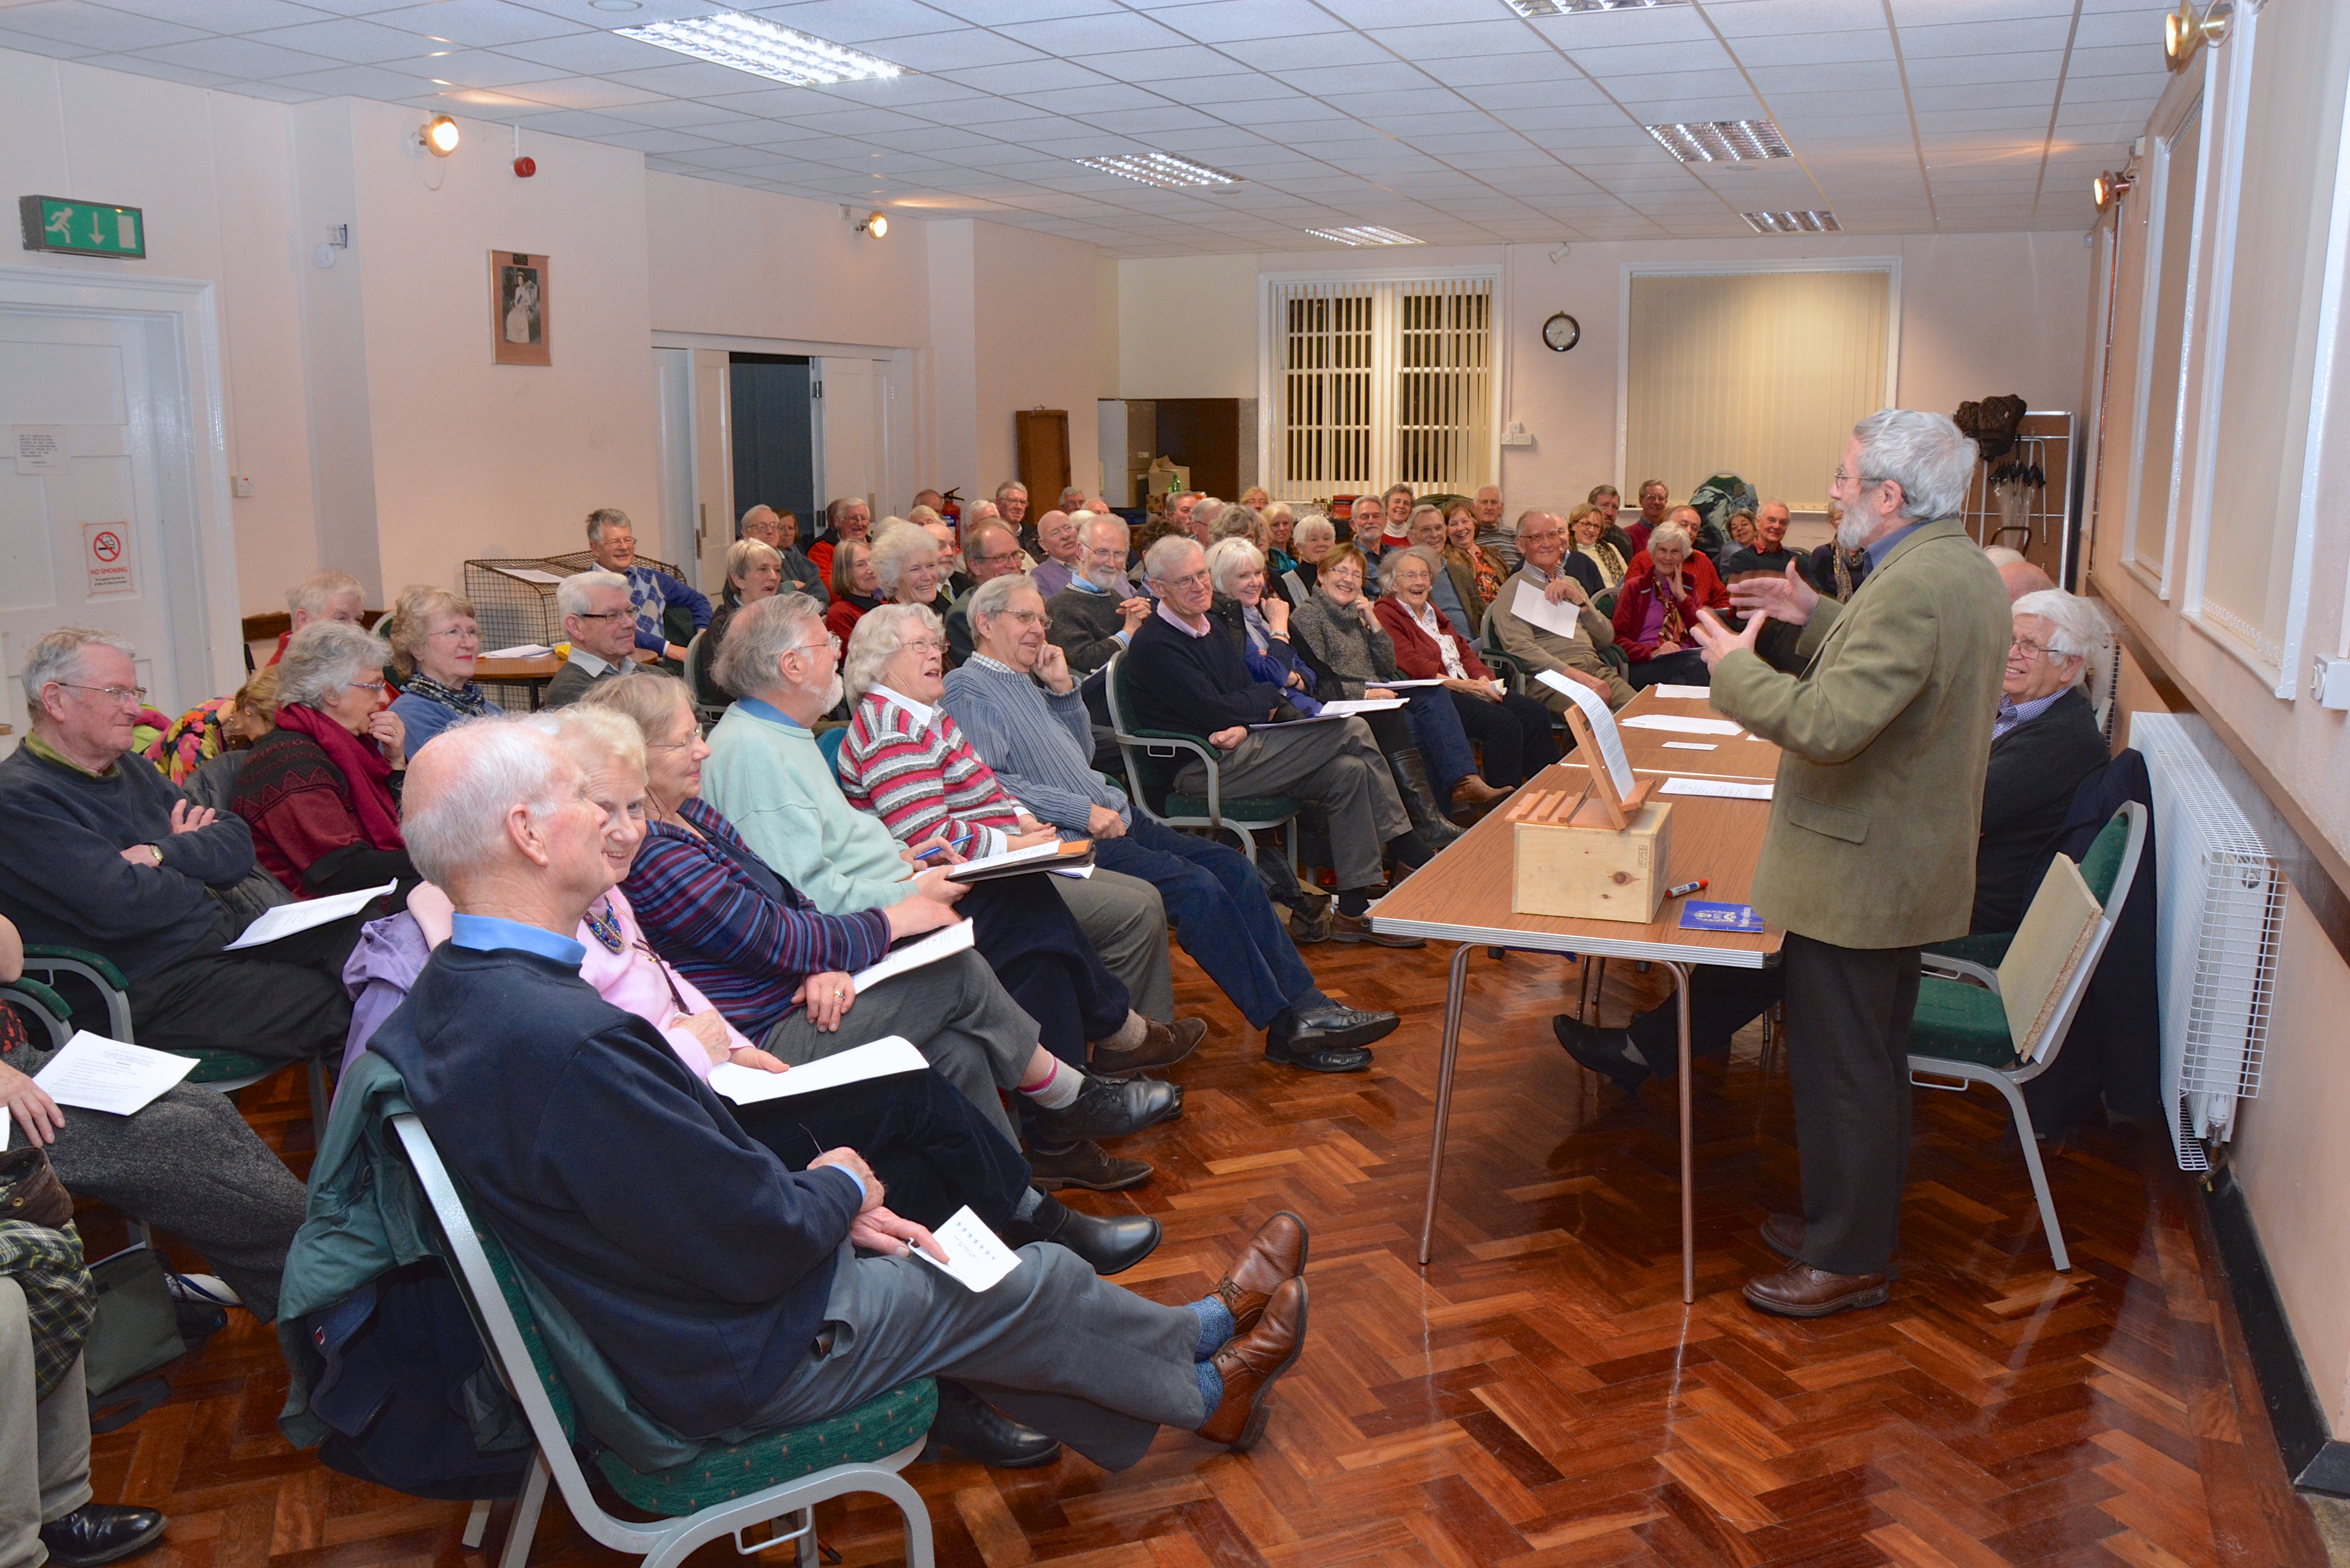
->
[19,196,145,259]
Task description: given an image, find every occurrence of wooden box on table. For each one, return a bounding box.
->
[1508,788,1674,924]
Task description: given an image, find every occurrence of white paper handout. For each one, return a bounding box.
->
[33,1033,197,1116]
[944,838,1095,885]
[1316,698,1407,717]
[225,879,399,951]
[1376,678,1449,688]
[1658,777,1773,800]
[1620,714,1744,737]
[483,643,554,660]
[1653,685,1713,700]
[1510,579,1587,641]
[1662,741,1717,751]
[850,919,975,991]
[1533,671,1635,798]
[708,1035,928,1108]
[913,1206,1023,1292]
[496,567,566,585]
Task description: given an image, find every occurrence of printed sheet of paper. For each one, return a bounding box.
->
[1316,698,1407,717]
[496,566,565,585]
[1661,741,1717,751]
[707,1035,928,1108]
[914,1205,1023,1292]
[1620,714,1744,737]
[1510,579,1586,641]
[1375,678,1449,688]
[946,839,1094,884]
[1658,776,1773,800]
[849,920,975,991]
[225,879,398,951]
[1652,684,1714,700]
[32,1033,197,1116]
[1533,671,1634,798]
[483,643,554,659]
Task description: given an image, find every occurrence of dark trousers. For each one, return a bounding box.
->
[964,879,1130,1067]
[1626,649,1711,690]
[735,1068,1031,1231]
[1448,690,1559,788]
[1098,817,1328,1030]
[118,914,365,1063]
[1783,934,1921,1275]
[1627,963,1785,1076]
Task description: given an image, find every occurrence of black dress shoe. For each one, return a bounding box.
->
[1031,1075,1182,1142]
[39,1506,167,1568]
[919,1379,1061,1469]
[1552,1016,1649,1096]
[1265,1011,1374,1074]
[1002,1195,1162,1275]
[1026,1139,1152,1192]
[1286,1005,1398,1054]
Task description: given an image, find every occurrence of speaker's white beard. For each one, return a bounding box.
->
[1835,510,1879,551]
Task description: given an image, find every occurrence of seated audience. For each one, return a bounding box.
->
[1047,514,1151,678]
[1493,511,1634,714]
[268,570,366,665]
[1375,547,1558,793]
[586,508,707,663]
[910,488,947,515]
[1287,515,1337,597]
[1468,486,1518,573]
[1584,485,1634,562]
[739,505,827,603]
[944,520,1027,666]
[1627,479,1669,556]
[1610,523,1728,689]
[926,513,973,598]
[869,521,944,618]
[1445,502,1510,623]
[1403,506,1481,636]
[371,720,1310,1469]
[545,570,638,708]
[158,667,278,788]
[807,496,871,584]
[946,577,1399,1073]
[825,539,881,644]
[1057,485,1089,515]
[1030,510,1084,601]
[697,538,784,708]
[1263,504,1300,577]
[231,621,416,898]
[1381,485,1414,536]
[1347,493,1383,550]
[1722,500,1800,581]
[1124,538,1425,944]
[1185,497,1226,546]
[1569,503,1627,590]
[384,585,490,757]
[994,480,1031,547]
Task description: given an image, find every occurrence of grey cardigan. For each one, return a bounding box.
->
[1289,593,1402,701]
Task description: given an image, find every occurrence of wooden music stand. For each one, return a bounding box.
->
[1562,707,1652,830]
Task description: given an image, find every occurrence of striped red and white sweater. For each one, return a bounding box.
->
[837,688,1026,852]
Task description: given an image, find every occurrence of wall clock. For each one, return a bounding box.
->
[1542,312,1581,352]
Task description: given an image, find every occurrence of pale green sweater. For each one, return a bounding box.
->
[700,697,917,915]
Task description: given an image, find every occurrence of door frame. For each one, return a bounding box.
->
[0,262,243,709]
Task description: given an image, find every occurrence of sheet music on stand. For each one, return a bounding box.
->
[1534,671,1634,798]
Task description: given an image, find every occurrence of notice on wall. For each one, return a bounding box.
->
[82,521,137,599]
[13,426,68,475]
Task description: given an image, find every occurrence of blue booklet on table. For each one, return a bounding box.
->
[1679,901,1765,933]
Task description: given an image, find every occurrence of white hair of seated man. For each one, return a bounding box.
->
[18,627,137,711]
[286,569,365,626]
[400,717,581,889]
[557,569,629,620]
[2011,588,2110,677]
[711,591,830,699]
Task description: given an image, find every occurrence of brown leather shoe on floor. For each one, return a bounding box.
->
[1212,1210,1308,1335]
[1760,1213,1804,1261]
[1091,1017,1207,1079]
[1742,1263,1890,1319]
[1451,776,1505,807]
[1199,1277,1308,1450]
[1024,1140,1152,1192]
[1330,910,1424,948]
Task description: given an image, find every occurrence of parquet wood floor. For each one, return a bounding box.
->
[84,939,2327,1568]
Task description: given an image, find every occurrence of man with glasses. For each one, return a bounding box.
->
[943,520,1028,667]
[1045,515,1148,679]
[546,571,639,709]
[586,508,708,664]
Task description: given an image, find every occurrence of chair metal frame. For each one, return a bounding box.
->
[1,976,74,1050]
[391,1114,933,1568]
[1905,801,2148,1274]
[1101,653,1299,869]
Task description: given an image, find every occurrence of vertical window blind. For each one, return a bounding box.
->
[2128,97,2205,586]
[1623,269,1892,514]
[1268,274,1494,501]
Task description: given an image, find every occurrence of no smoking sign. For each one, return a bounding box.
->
[82,521,137,599]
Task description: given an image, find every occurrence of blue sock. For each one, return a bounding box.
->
[1194,1357,1224,1419]
[1187,1296,1236,1361]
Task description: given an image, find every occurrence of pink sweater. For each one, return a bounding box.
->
[578,886,753,1078]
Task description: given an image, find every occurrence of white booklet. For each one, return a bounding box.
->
[1620,714,1744,737]
[913,1205,1023,1292]
[33,1033,197,1116]
[1534,670,1634,798]
[483,643,554,660]
[944,838,1094,885]
[1659,776,1773,800]
[1510,579,1587,641]
[1652,684,1713,700]
[707,1035,928,1108]
[1662,741,1717,751]
[225,879,399,951]
[1316,697,1407,716]
[850,919,974,992]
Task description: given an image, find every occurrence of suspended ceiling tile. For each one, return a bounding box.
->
[370,0,584,47]
[479,29,682,74]
[1,2,209,51]
[1702,0,1893,37]
[1721,29,1896,67]
[1150,0,1359,45]
[243,16,453,63]
[854,28,1043,70]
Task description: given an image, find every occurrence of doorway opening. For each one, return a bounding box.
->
[729,353,814,547]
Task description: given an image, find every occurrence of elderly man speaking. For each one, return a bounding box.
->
[1688,409,2009,1319]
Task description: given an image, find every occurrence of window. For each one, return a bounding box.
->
[2124,91,2206,592]
[1264,273,1495,501]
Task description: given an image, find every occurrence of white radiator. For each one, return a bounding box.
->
[2129,714,2283,1171]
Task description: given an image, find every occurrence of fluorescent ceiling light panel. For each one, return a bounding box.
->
[614,13,903,87]
[1075,152,1240,189]
[1646,119,1793,163]
[1305,225,1424,246]
[1504,0,1686,13]
[1741,209,1842,234]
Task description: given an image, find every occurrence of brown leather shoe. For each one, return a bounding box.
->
[1330,910,1424,948]
[1212,1210,1308,1335]
[1451,776,1505,806]
[1742,1263,1890,1319]
[1091,1017,1207,1079]
[1199,1277,1307,1450]
[1759,1213,1804,1261]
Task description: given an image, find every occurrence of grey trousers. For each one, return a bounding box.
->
[0,1279,91,1568]
[761,950,1036,1143]
[746,1240,1205,1473]
[1055,869,1173,1024]
[1177,717,1411,890]
[42,1086,306,1321]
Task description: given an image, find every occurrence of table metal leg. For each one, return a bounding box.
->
[1417,942,1477,1266]
[1666,959,1695,1304]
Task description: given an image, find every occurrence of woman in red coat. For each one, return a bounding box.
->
[1610,522,1729,689]
[1374,547,1558,790]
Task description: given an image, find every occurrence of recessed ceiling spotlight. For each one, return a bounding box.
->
[615,13,904,87]
[1740,210,1841,234]
[1306,226,1423,246]
[1504,0,1685,13]
[1075,152,1239,189]
[1648,119,1792,163]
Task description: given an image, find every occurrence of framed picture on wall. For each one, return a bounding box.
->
[491,251,550,366]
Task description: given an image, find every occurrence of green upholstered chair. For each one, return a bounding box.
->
[391,1113,936,1568]
[1102,653,1299,871]
[1905,803,2148,1273]
[0,975,74,1051]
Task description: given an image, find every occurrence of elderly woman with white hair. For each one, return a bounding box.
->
[228,619,417,897]
[1609,521,1731,689]
[1973,587,2113,932]
[869,518,945,610]
[1287,514,1337,598]
[383,583,489,757]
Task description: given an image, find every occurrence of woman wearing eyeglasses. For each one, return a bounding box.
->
[229,619,418,898]
[384,584,490,757]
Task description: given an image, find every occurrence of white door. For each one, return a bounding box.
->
[815,356,889,517]
[0,310,180,754]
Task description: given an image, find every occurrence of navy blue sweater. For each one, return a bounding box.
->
[1123,612,1291,740]
[369,941,862,1437]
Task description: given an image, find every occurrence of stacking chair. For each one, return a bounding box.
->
[390,1113,936,1568]
[1,975,74,1050]
[1101,653,1298,869]
[1904,803,2148,1272]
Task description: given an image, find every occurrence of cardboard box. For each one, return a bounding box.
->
[1511,795,1673,924]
